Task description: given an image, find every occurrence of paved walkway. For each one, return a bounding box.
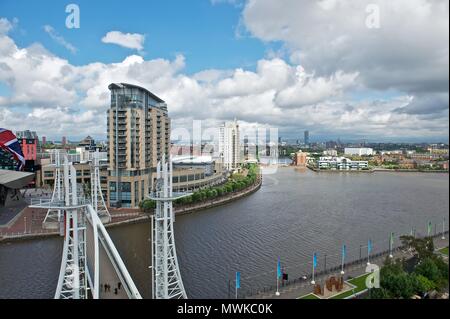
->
[249,236,449,299]
[97,236,129,299]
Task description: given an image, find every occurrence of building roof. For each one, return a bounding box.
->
[108,83,165,103]
[0,169,34,189]
[16,130,38,139]
[172,155,213,164]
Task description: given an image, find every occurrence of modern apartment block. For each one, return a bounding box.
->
[344,147,374,156]
[107,83,170,208]
[317,156,369,170]
[219,120,241,172]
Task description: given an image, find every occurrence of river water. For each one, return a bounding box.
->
[0,168,448,299]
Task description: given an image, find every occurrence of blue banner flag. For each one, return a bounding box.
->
[277,257,282,279]
[236,272,241,289]
[368,240,372,253]
[342,244,346,259]
[313,253,318,268]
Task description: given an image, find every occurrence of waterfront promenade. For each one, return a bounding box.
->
[247,235,449,299]
[0,174,262,241]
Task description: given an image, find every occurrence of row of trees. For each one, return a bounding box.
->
[139,164,260,212]
[369,236,448,299]
[174,163,259,206]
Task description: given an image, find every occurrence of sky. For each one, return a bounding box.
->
[0,0,448,143]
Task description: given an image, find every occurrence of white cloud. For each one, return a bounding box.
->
[242,0,449,94]
[101,31,145,51]
[274,70,358,108]
[43,25,77,54]
[0,16,448,141]
[0,18,13,35]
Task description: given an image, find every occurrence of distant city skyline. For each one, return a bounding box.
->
[0,0,448,142]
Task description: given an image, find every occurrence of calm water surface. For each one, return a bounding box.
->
[0,168,448,298]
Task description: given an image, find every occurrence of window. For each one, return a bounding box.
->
[135,181,139,204]
[44,171,54,178]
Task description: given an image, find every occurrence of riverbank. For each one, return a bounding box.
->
[373,168,449,173]
[248,233,449,300]
[0,174,263,242]
[104,173,263,229]
[307,165,374,173]
[306,165,448,174]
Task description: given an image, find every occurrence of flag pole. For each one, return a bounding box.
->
[341,245,345,275]
[367,240,371,266]
[389,233,394,258]
[276,276,280,296]
[235,272,240,300]
[442,217,446,240]
[275,258,280,296]
[311,253,316,285]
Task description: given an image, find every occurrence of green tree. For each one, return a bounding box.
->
[415,258,445,287]
[411,274,436,293]
[369,288,392,299]
[139,199,156,214]
[400,235,435,261]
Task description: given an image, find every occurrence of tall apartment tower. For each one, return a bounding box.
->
[304,130,310,145]
[107,83,171,208]
[219,120,240,172]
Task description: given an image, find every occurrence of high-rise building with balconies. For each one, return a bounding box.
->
[107,83,170,208]
[219,120,241,172]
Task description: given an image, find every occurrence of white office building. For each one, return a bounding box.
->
[323,149,338,156]
[219,120,241,172]
[344,147,374,156]
[318,156,369,170]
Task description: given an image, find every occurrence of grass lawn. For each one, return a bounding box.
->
[438,247,449,256]
[299,293,320,299]
[298,273,371,300]
[330,273,370,299]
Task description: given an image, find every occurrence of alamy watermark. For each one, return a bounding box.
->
[65,4,80,29]
[365,263,380,289]
[171,120,280,175]
[365,4,381,29]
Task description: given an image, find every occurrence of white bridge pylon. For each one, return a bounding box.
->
[90,150,111,223]
[43,150,111,230]
[149,156,189,299]
[30,154,141,299]
[42,149,64,231]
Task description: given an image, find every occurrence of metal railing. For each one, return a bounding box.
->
[240,231,448,299]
